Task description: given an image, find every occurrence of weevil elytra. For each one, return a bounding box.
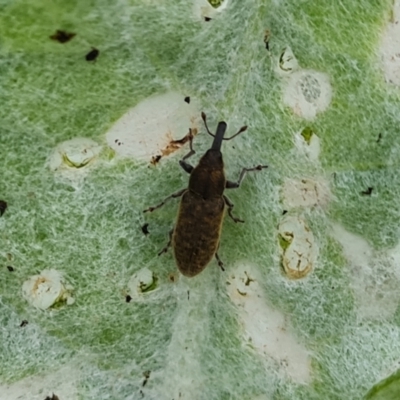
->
[144,112,268,277]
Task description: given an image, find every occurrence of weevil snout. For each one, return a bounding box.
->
[211,121,227,150]
[202,112,248,151]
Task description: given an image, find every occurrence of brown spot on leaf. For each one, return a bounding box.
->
[150,128,198,165]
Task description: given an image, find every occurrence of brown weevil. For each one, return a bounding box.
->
[144,112,268,277]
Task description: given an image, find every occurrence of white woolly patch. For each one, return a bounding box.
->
[331,223,400,320]
[275,46,332,119]
[276,46,300,76]
[22,269,74,310]
[105,92,200,162]
[226,264,312,384]
[47,138,102,186]
[282,178,331,209]
[0,364,79,400]
[282,70,332,120]
[193,0,229,21]
[158,277,210,399]
[293,128,321,161]
[127,267,158,298]
[379,0,400,86]
[331,223,372,267]
[278,215,318,279]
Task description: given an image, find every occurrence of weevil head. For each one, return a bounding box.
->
[195,119,227,181]
[188,116,248,199]
[198,148,223,170]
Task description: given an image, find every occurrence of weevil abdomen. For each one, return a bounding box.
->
[172,191,225,277]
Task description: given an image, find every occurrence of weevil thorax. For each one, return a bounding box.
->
[188,121,227,199]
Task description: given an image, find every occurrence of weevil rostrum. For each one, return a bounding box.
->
[144,112,268,277]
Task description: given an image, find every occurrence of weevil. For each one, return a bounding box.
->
[144,112,268,277]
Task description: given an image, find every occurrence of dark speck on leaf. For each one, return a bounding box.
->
[44,395,60,400]
[85,48,99,61]
[151,155,162,165]
[141,223,150,235]
[20,320,28,327]
[264,29,270,51]
[361,187,373,196]
[50,30,76,43]
[7,266,14,272]
[0,200,7,216]
[184,96,190,104]
[282,210,288,215]
[204,16,212,21]
[142,370,151,386]
[125,295,132,303]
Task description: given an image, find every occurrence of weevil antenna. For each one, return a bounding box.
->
[211,121,227,150]
[201,112,215,137]
[201,111,247,141]
[223,125,247,140]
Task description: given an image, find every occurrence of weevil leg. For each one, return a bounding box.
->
[215,251,225,271]
[158,228,174,256]
[179,128,195,174]
[223,195,244,223]
[226,165,269,189]
[179,160,194,174]
[143,188,186,213]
